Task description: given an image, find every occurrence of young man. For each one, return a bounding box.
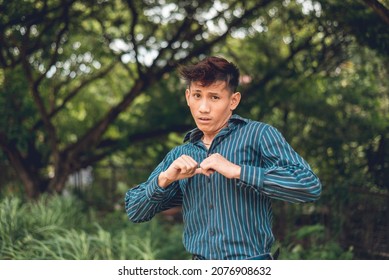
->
[125,56,321,260]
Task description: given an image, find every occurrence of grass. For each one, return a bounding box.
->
[0,193,352,260]
[0,194,189,260]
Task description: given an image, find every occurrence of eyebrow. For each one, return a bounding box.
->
[191,89,220,95]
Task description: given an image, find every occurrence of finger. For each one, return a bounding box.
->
[177,159,191,173]
[199,160,213,172]
[182,155,199,169]
[205,168,215,175]
[181,155,196,165]
[178,156,198,174]
[197,166,215,177]
[194,168,203,175]
[196,168,209,177]
[202,169,215,177]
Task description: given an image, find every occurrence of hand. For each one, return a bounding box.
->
[199,153,241,179]
[158,155,202,188]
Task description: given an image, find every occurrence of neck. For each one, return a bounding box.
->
[202,119,229,144]
[202,138,212,145]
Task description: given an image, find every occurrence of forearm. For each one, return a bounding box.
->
[125,175,181,223]
[240,125,322,203]
[125,178,161,223]
[240,164,321,203]
[158,171,174,188]
[264,164,321,202]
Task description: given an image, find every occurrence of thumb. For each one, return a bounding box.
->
[194,168,203,175]
[195,168,212,177]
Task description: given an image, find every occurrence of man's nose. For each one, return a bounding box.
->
[199,99,210,113]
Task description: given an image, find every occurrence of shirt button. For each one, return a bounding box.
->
[209,204,213,209]
[210,230,215,236]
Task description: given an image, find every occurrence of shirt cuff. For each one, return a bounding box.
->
[239,165,265,191]
[145,176,170,202]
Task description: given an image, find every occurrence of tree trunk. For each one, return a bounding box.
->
[0,136,39,198]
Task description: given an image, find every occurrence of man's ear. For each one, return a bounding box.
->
[230,92,241,110]
[185,89,190,106]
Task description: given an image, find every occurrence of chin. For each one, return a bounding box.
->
[196,123,210,131]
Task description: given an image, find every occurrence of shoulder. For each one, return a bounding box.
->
[234,116,286,145]
[173,142,193,152]
[165,142,195,158]
[236,116,274,136]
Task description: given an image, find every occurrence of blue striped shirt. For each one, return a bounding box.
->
[125,114,321,260]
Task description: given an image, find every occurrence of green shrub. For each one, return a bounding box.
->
[0,196,27,258]
[1,194,354,260]
[0,194,187,260]
[279,224,354,260]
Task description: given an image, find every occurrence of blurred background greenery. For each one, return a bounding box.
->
[0,0,388,260]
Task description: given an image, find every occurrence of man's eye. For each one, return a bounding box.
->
[193,94,201,98]
[211,96,220,100]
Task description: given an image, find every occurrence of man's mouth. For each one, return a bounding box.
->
[198,117,211,122]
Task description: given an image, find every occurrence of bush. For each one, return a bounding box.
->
[278,224,354,260]
[0,194,188,260]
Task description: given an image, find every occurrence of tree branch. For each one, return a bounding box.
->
[363,0,389,26]
[63,78,145,160]
[152,4,199,65]
[76,124,193,169]
[156,0,273,77]
[126,0,143,78]
[58,0,274,174]
[35,5,70,86]
[0,132,42,197]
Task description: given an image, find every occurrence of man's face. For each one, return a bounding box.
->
[185,81,241,137]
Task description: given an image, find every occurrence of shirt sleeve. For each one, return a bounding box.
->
[124,151,183,223]
[239,125,322,203]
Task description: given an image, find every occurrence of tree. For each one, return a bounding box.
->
[1,0,388,200]
[0,0,275,198]
[217,0,389,258]
[1,0,388,259]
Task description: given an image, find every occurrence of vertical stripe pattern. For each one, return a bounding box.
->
[125,115,321,260]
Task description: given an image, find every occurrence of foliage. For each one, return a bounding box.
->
[279,224,354,260]
[0,194,189,260]
[1,0,388,260]
[1,194,353,260]
[0,0,277,197]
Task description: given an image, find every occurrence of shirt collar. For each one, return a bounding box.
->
[183,114,248,143]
